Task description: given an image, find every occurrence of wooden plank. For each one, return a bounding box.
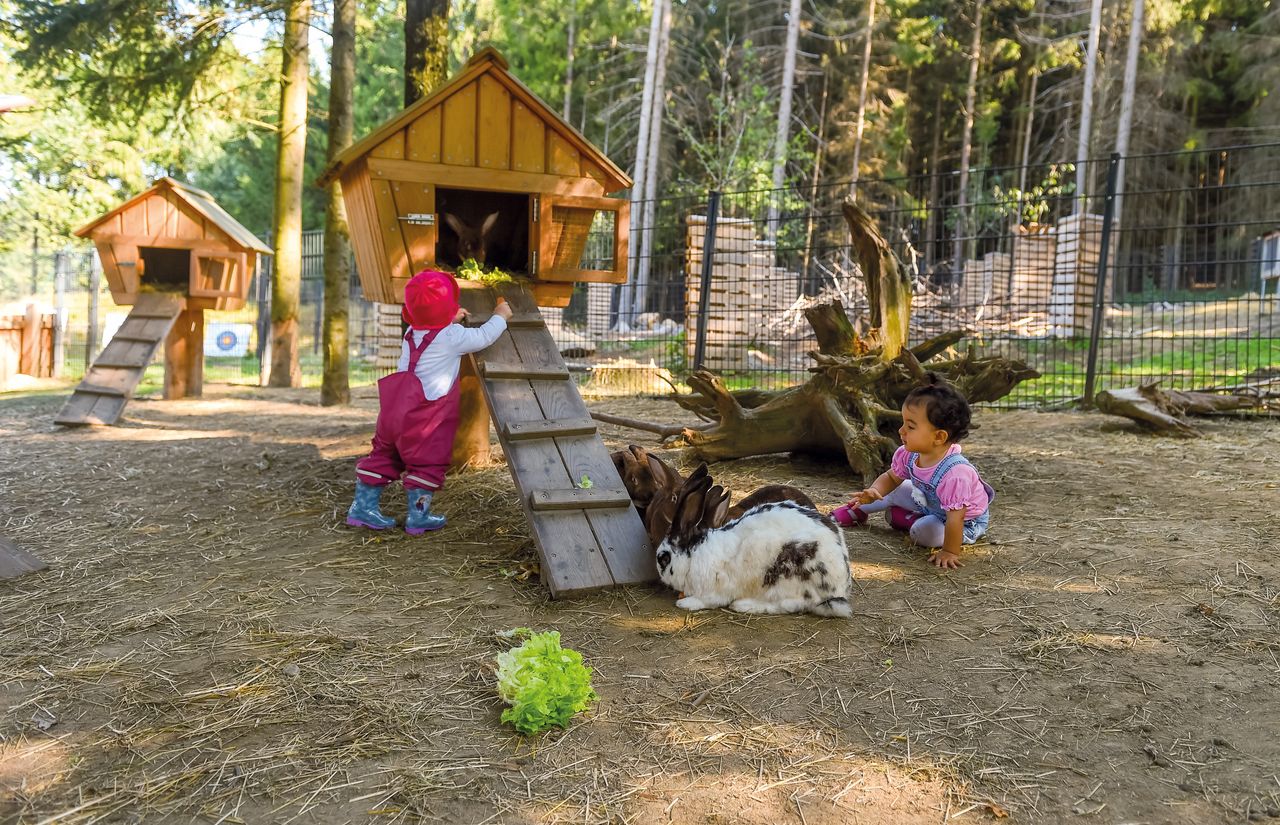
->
[482,363,570,380]
[78,366,139,396]
[547,131,581,176]
[0,535,46,580]
[511,101,545,173]
[367,158,605,198]
[371,178,411,284]
[342,165,393,304]
[529,488,632,511]
[407,106,442,163]
[441,81,477,166]
[120,201,147,237]
[391,181,436,273]
[503,417,597,440]
[477,329,614,595]
[476,74,511,169]
[370,130,405,159]
[506,314,547,328]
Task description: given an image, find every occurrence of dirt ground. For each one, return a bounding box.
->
[1,385,1278,825]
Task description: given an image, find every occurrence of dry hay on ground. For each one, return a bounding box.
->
[1,385,1278,824]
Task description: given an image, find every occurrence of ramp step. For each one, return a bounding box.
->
[503,417,597,440]
[92,357,151,370]
[506,314,547,328]
[482,363,570,380]
[75,383,129,397]
[529,488,633,511]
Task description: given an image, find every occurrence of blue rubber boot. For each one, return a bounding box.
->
[346,481,397,530]
[405,488,446,534]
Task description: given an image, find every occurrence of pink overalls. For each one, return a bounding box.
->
[355,328,461,492]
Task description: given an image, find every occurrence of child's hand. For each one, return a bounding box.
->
[929,549,963,570]
[453,306,470,323]
[849,488,882,506]
[494,298,513,320]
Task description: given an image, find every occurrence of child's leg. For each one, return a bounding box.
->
[355,432,405,486]
[907,514,947,547]
[348,437,403,530]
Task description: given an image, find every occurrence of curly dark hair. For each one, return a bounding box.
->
[904,372,971,442]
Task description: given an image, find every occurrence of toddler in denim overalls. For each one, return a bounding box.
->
[832,373,993,569]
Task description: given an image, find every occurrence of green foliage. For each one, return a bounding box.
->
[495,629,597,736]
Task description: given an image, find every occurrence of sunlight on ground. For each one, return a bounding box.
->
[0,738,71,799]
[851,560,908,582]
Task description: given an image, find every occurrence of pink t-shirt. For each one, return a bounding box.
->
[890,444,989,518]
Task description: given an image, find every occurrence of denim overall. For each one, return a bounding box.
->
[907,451,994,544]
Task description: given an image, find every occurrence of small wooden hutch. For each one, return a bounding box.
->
[318,47,632,308]
[57,179,270,425]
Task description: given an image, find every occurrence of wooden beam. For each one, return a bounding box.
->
[528,487,633,511]
[482,363,570,380]
[367,157,606,198]
[502,417,598,440]
[164,308,203,400]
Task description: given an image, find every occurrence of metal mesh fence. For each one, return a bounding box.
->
[2,143,1277,406]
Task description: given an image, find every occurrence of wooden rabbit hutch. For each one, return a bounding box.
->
[320,48,652,596]
[318,47,630,307]
[56,178,270,425]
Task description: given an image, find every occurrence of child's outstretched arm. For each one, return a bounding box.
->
[849,470,903,506]
[929,510,966,569]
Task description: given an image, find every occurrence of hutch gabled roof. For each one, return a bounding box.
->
[75,177,272,255]
[319,47,632,192]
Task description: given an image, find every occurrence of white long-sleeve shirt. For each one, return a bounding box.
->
[399,316,508,400]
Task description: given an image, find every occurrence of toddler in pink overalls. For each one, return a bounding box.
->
[346,269,511,534]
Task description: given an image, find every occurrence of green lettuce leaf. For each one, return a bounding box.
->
[495,630,597,735]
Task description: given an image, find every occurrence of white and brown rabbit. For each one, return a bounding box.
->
[654,464,853,618]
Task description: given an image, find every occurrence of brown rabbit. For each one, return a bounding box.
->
[610,445,684,521]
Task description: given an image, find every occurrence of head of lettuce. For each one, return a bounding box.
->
[495,629,598,735]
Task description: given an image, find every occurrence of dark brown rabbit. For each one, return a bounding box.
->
[610,445,684,520]
[725,485,817,521]
[441,212,499,265]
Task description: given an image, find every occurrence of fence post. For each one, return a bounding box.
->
[85,252,101,370]
[1082,153,1121,409]
[52,251,67,379]
[255,260,272,387]
[693,190,721,371]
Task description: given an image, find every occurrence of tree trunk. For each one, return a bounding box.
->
[405,0,448,105]
[849,0,876,195]
[1112,0,1144,225]
[1096,381,1264,437]
[634,0,672,325]
[322,0,356,406]
[622,0,665,326]
[950,0,983,273]
[768,0,804,231]
[676,196,1039,482]
[269,0,310,388]
[1075,0,1103,214]
[563,0,576,121]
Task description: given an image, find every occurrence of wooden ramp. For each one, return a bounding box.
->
[55,294,183,426]
[462,284,655,597]
[1,535,47,580]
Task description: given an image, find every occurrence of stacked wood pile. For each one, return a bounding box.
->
[684,215,801,371]
[1010,224,1056,313]
[373,302,404,370]
[1049,213,1103,334]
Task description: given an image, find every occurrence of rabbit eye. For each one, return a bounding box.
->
[656,550,672,571]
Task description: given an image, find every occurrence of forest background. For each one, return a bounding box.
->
[2,0,1276,256]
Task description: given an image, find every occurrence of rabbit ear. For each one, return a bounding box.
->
[710,485,731,527]
[481,212,500,237]
[670,464,711,546]
[443,213,465,235]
